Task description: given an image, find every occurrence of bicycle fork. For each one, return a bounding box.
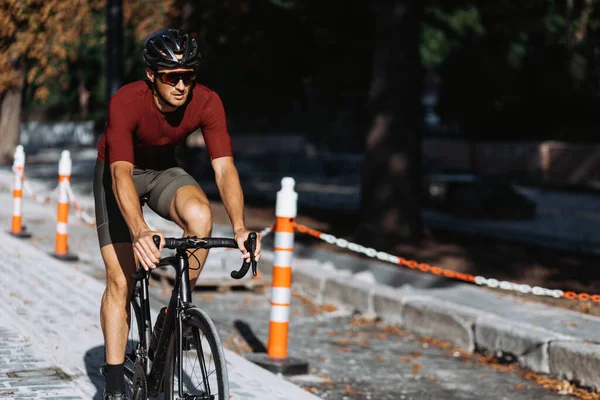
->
[138,273,153,376]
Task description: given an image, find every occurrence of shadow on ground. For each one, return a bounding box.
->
[84,345,107,400]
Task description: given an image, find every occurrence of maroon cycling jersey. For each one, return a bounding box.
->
[97,80,232,170]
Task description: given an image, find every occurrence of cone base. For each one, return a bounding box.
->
[51,253,79,262]
[9,231,32,239]
[245,353,309,376]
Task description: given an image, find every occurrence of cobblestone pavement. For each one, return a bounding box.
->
[0,326,85,399]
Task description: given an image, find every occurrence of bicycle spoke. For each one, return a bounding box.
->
[173,328,220,397]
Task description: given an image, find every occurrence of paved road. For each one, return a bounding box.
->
[0,180,580,399]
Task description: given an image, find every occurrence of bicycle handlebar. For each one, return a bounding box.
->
[151,232,258,279]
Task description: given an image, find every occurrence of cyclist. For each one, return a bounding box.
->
[93,28,262,400]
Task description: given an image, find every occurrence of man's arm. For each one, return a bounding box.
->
[110,161,163,269]
[111,161,147,234]
[212,156,245,232]
[212,156,261,261]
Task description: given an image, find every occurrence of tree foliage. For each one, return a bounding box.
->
[422,0,600,140]
[0,0,107,102]
[0,0,178,105]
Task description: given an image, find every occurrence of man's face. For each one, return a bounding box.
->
[147,67,196,108]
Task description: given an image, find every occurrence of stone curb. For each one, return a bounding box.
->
[260,253,600,392]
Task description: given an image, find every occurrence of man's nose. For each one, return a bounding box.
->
[175,79,186,91]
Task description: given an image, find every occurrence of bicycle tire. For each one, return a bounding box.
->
[124,287,144,398]
[164,307,229,400]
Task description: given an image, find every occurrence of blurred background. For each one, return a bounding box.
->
[2,0,600,303]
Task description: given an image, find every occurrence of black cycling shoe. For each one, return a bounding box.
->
[103,389,128,400]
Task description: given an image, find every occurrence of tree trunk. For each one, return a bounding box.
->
[355,0,424,250]
[0,67,24,165]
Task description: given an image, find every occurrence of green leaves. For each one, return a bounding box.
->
[421,5,484,70]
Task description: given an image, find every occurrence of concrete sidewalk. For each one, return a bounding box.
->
[0,231,321,399]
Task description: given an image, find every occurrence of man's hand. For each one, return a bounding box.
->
[234,228,262,263]
[133,230,165,270]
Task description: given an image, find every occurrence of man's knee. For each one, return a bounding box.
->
[171,187,212,232]
[179,200,212,232]
[101,243,135,301]
[106,273,131,300]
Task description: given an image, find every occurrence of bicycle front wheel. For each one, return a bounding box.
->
[164,307,229,400]
[124,286,144,398]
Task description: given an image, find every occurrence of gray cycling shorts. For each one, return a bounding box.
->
[93,160,200,247]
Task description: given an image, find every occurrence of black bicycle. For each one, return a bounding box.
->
[124,232,258,400]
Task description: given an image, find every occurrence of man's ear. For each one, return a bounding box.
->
[146,68,155,82]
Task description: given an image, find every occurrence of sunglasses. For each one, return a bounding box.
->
[156,71,196,86]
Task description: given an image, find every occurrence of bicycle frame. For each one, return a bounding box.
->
[129,232,256,398]
[134,246,196,397]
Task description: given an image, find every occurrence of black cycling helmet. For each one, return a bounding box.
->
[143,28,201,70]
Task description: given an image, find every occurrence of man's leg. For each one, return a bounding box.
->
[168,185,213,286]
[99,242,136,393]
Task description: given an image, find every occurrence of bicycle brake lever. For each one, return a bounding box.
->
[230,232,258,279]
[250,248,257,277]
[246,232,257,276]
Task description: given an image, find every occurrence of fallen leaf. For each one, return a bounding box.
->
[333,347,350,353]
[411,364,422,375]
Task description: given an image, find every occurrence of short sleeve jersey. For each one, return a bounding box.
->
[97,80,232,170]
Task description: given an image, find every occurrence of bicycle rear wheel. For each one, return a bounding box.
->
[164,307,229,400]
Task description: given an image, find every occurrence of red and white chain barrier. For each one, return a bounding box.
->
[293,223,599,302]
[66,183,96,226]
[22,178,58,204]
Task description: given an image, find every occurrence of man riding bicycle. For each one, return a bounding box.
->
[93,28,262,400]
